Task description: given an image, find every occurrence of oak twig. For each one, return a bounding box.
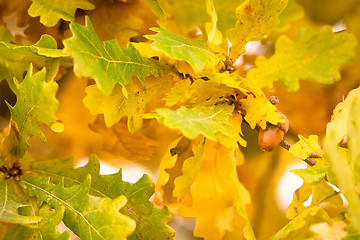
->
[280,139,317,166]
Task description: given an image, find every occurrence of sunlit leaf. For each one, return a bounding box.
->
[146,27,222,73]
[63,16,167,96]
[247,26,357,91]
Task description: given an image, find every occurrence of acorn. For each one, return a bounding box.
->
[258,124,285,152]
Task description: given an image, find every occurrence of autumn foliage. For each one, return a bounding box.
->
[0,0,360,239]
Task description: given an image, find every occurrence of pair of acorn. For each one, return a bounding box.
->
[258,96,289,152]
[0,162,22,181]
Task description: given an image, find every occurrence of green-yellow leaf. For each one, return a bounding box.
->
[325,92,360,231]
[227,0,287,58]
[326,86,360,144]
[3,205,70,240]
[6,65,62,157]
[247,26,357,91]
[84,75,174,132]
[289,135,324,159]
[291,165,327,185]
[0,176,42,225]
[164,73,248,107]
[21,175,136,240]
[146,104,246,148]
[30,155,175,240]
[239,94,286,130]
[0,34,70,84]
[146,27,222,73]
[271,206,330,240]
[28,0,95,27]
[286,180,343,219]
[63,16,167,96]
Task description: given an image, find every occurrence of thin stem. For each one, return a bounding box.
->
[280,139,317,166]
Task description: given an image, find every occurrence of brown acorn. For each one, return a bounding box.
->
[258,124,285,152]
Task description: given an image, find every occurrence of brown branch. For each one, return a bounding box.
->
[280,139,317,166]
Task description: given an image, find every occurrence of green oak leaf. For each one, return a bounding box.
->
[63,16,166,96]
[83,75,174,132]
[146,27,222,73]
[0,176,42,225]
[289,135,324,160]
[0,34,70,84]
[247,26,357,91]
[28,0,95,27]
[6,65,63,157]
[145,104,246,147]
[29,155,175,240]
[227,0,287,58]
[21,175,136,240]
[3,205,70,240]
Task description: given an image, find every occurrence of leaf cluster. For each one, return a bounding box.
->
[0,0,359,239]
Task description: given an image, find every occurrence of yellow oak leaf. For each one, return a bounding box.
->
[83,75,174,133]
[89,116,159,161]
[179,140,254,240]
[227,0,287,59]
[154,136,203,211]
[239,94,286,130]
[289,135,324,159]
[85,0,158,47]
